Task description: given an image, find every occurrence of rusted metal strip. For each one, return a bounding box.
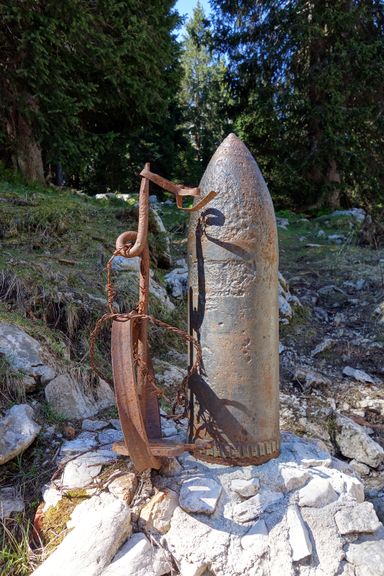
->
[140,168,200,197]
[140,167,217,212]
[115,230,161,440]
[111,319,161,472]
[112,438,214,457]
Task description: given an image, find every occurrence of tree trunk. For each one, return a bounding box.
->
[7,93,45,184]
[15,113,45,184]
[326,159,341,209]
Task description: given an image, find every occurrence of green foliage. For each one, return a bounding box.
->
[0,516,36,576]
[177,2,233,183]
[211,0,384,209]
[0,1,181,190]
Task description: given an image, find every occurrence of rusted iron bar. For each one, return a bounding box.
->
[140,167,217,212]
[188,134,280,465]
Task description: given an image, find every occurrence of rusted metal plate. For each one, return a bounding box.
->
[111,319,161,472]
[113,440,187,458]
[188,133,280,465]
[112,438,214,457]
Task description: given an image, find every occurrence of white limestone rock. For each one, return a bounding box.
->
[139,488,178,534]
[345,476,365,502]
[60,431,98,455]
[42,484,62,511]
[165,506,231,575]
[346,539,384,576]
[300,503,345,575]
[160,418,178,438]
[230,477,260,498]
[152,359,187,390]
[350,459,370,477]
[164,433,384,576]
[233,489,284,523]
[335,414,384,468]
[0,404,41,465]
[98,428,124,446]
[312,466,365,502]
[32,493,131,576]
[108,473,138,504]
[298,477,338,508]
[335,502,381,535]
[311,338,334,357]
[179,476,222,515]
[102,533,171,576]
[279,272,302,324]
[148,278,175,312]
[0,487,24,519]
[45,374,115,420]
[343,366,376,384]
[0,323,55,384]
[287,504,312,561]
[82,419,109,431]
[240,518,269,552]
[164,267,188,299]
[279,465,310,492]
[61,449,118,488]
[111,256,140,273]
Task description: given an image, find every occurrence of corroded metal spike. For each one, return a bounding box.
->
[188,133,280,465]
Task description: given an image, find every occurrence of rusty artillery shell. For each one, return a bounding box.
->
[188,133,280,465]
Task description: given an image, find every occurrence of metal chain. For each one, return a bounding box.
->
[89,246,202,416]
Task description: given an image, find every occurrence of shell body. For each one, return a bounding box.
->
[188,134,280,464]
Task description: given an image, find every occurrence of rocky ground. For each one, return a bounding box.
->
[1,176,384,576]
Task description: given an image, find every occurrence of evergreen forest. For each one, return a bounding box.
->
[1,0,384,210]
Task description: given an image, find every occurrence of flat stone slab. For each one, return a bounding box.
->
[233,489,284,523]
[230,477,260,498]
[346,539,384,576]
[32,493,131,576]
[60,432,98,455]
[82,419,109,431]
[335,502,381,535]
[0,404,41,464]
[101,533,171,576]
[61,450,119,488]
[179,476,222,515]
[298,477,338,508]
[287,504,312,561]
[240,519,269,552]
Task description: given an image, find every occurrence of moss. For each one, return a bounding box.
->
[40,490,89,552]
[279,305,312,338]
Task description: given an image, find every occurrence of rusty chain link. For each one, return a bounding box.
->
[90,245,202,417]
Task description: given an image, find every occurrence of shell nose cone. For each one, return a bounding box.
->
[212,132,255,165]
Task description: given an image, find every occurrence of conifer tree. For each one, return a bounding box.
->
[178,2,231,182]
[212,0,384,208]
[0,1,180,188]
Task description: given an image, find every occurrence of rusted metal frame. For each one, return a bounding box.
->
[111,162,218,471]
[111,319,161,472]
[115,230,161,441]
[140,167,217,212]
